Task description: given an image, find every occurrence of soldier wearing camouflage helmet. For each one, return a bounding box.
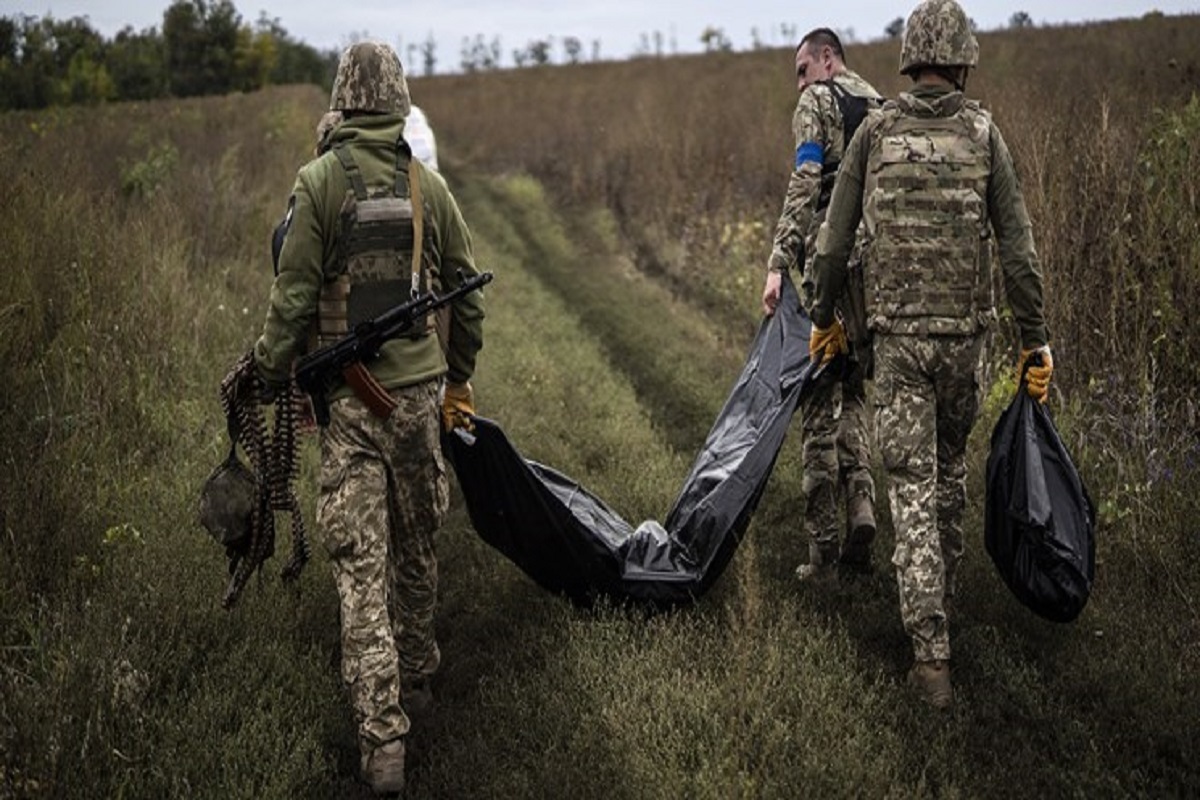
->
[761,27,883,587]
[250,40,486,793]
[807,0,1052,708]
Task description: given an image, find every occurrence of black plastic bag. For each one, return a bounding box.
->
[984,387,1096,622]
[444,272,819,606]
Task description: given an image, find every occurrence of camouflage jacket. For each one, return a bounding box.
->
[810,83,1048,349]
[254,114,485,393]
[767,68,882,282]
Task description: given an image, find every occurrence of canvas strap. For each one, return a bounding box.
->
[408,159,424,298]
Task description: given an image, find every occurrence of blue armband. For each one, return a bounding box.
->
[795,142,824,168]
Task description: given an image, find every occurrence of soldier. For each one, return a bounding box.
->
[807,0,1052,708]
[761,28,882,583]
[248,41,485,792]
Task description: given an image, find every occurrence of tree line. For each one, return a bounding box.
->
[2,3,1048,111]
[0,0,335,111]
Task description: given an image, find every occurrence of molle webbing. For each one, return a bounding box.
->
[318,275,350,347]
[864,106,993,325]
[340,196,415,256]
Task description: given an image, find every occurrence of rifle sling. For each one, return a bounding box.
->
[408,159,424,297]
[342,362,398,420]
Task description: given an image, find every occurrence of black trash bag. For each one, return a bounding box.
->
[984,384,1096,622]
[444,272,820,606]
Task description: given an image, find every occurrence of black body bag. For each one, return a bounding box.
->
[443,272,818,607]
[984,386,1096,622]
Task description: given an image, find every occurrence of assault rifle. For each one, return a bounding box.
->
[294,270,493,426]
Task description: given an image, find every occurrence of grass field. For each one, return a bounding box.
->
[2,15,1199,799]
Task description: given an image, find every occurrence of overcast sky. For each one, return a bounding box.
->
[5,1,1198,70]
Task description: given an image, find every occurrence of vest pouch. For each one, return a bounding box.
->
[347,277,428,337]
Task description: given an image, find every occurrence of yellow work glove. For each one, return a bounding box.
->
[1017,345,1054,404]
[442,381,475,432]
[809,319,848,366]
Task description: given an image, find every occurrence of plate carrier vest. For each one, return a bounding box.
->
[317,141,434,348]
[861,97,995,334]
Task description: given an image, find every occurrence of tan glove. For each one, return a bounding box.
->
[442,381,475,432]
[809,319,848,366]
[1018,345,1054,403]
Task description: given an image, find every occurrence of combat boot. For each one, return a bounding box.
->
[796,542,839,586]
[361,739,406,795]
[402,676,434,718]
[840,493,877,571]
[907,659,953,709]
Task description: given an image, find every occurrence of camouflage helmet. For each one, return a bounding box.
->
[329,41,411,115]
[198,447,256,548]
[899,0,979,75]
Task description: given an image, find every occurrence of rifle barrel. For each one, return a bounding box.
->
[294,270,492,392]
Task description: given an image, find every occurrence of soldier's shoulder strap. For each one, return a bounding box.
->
[820,78,883,155]
[406,147,424,299]
[331,143,369,200]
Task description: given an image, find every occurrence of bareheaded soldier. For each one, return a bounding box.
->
[807,0,1052,708]
[251,41,485,792]
[761,28,883,582]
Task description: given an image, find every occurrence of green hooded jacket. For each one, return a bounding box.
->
[253,114,485,396]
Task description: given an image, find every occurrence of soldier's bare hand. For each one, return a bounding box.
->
[762,270,783,316]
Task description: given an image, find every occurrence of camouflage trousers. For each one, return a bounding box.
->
[318,380,449,754]
[874,333,984,662]
[799,359,875,560]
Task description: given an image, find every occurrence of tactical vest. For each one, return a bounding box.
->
[316,142,434,348]
[861,98,994,334]
[817,80,882,212]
